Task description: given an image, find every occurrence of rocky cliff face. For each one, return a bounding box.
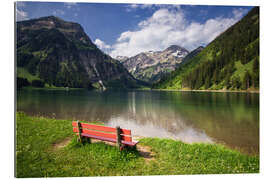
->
[121,45,189,83]
[17,16,139,89]
[115,56,129,63]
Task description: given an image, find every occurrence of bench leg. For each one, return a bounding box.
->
[132,144,137,150]
[120,144,127,151]
[82,137,91,144]
[120,144,137,151]
[77,136,91,144]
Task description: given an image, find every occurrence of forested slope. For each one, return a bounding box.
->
[153,7,259,91]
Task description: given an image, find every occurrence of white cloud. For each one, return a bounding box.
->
[109,7,248,58]
[16,8,28,21]
[94,39,111,49]
[126,4,151,11]
[233,8,249,19]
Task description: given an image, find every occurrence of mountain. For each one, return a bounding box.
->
[16,16,140,89]
[153,7,259,91]
[121,45,189,83]
[181,46,204,65]
[115,56,129,63]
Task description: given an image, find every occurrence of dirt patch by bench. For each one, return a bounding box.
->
[96,136,156,161]
[52,137,73,151]
[136,144,156,162]
[51,136,156,161]
[86,137,156,161]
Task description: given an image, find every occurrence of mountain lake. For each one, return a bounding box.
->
[17,89,259,155]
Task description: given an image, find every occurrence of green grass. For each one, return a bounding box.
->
[17,67,41,82]
[232,60,254,81]
[135,87,152,91]
[16,112,259,177]
[32,50,48,61]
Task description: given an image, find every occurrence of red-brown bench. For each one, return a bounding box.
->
[72,121,139,149]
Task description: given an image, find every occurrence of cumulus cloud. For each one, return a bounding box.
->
[109,7,248,58]
[94,39,111,49]
[232,8,249,19]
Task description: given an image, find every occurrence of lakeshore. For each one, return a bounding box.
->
[16,112,259,177]
[150,88,260,94]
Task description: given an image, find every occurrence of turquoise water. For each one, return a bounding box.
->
[17,89,259,154]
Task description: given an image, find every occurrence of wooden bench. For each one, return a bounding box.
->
[72,121,139,150]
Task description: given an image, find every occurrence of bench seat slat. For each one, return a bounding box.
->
[72,121,131,135]
[81,133,116,143]
[80,133,138,147]
[73,127,133,142]
[73,127,116,139]
[72,121,116,133]
[82,129,116,139]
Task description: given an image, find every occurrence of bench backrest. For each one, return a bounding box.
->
[72,121,132,142]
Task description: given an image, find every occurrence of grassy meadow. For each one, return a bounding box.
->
[16,112,259,177]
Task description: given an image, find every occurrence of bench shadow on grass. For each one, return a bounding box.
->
[53,136,155,162]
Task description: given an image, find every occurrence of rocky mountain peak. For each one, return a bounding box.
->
[17,16,93,47]
[121,45,190,83]
[165,45,188,52]
[181,46,204,65]
[18,16,81,30]
[196,46,204,51]
[115,56,129,62]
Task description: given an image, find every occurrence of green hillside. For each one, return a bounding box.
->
[16,16,142,90]
[153,7,259,91]
[17,67,41,82]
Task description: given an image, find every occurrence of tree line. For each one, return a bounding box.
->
[156,7,259,90]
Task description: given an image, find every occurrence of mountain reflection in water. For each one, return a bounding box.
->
[17,89,259,154]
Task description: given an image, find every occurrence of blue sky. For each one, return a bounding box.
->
[16,1,253,57]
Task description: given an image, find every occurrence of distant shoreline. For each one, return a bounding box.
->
[148,88,260,94]
[20,86,260,94]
